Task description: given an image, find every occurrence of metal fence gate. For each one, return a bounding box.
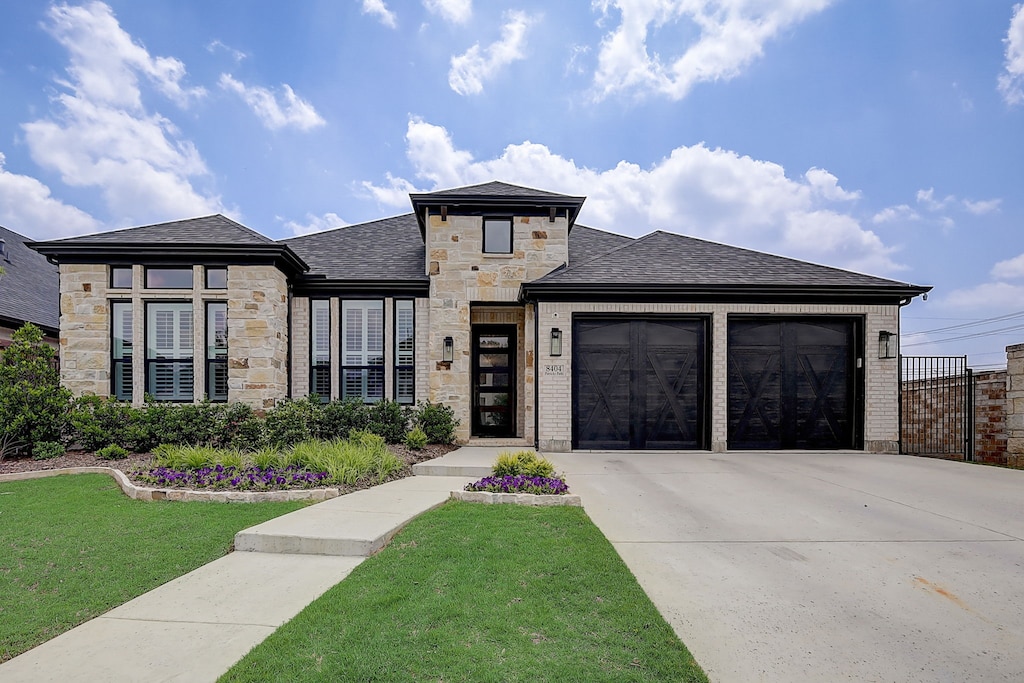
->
[899,356,974,460]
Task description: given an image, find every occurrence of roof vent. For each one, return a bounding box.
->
[0,238,6,262]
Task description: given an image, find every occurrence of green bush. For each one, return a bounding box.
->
[315,398,369,440]
[216,402,259,449]
[413,400,458,444]
[492,450,555,478]
[265,397,320,447]
[365,399,409,444]
[68,396,150,452]
[231,415,268,452]
[0,324,72,456]
[404,427,428,450]
[144,400,222,447]
[32,441,65,461]
[96,444,129,460]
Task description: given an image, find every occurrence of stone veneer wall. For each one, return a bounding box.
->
[58,264,110,397]
[226,265,289,409]
[535,301,901,453]
[426,212,564,443]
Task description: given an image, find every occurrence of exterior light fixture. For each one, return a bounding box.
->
[550,328,562,357]
[443,336,454,363]
[878,330,897,359]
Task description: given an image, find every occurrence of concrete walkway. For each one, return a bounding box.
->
[0,460,487,682]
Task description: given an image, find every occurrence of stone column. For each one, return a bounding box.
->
[1006,343,1024,468]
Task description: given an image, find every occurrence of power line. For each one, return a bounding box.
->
[902,322,1024,347]
[902,309,1024,338]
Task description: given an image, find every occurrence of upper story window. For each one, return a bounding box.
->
[145,267,193,289]
[205,267,227,289]
[110,266,132,289]
[483,218,513,254]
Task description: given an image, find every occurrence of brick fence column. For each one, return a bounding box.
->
[1006,344,1024,468]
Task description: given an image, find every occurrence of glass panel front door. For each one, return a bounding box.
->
[472,326,516,437]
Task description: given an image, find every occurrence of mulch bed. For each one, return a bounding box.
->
[0,443,459,491]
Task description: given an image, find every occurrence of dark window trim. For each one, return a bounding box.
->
[310,298,331,403]
[110,300,133,401]
[110,266,133,290]
[394,298,415,405]
[144,299,195,403]
[205,266,228,290]
[340,298,385,404]
[482,216,513,254]
[205,301,228,403]
[144,266,194,289]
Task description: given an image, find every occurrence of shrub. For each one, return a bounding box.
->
[404,427,428,450]
[315,398,369,441]
[32,441,65,460]
[365,399,409,444]
[231,415,268,452]
[413,401,458,444]
[68,396,150,452]
[96,444,129,460]
[216,402,259,449]
[0,324,72,455]
[492,450,555,478]
[265,397,319,447]
[144,400,222,447]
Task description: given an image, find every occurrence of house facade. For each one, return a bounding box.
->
[30,182,929,452]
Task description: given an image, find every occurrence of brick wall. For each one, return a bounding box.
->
[974,370,1007,464]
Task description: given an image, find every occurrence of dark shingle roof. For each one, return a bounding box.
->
[416,181,582,200]
[569,225,634,266]
[526,230,929,300]
[282,214,427,282]
[0,226,59,333]
[37,214,274,246]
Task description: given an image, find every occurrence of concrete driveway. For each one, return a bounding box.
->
[548,451,1024,682]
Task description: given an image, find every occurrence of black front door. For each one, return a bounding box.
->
[472,325,516,437]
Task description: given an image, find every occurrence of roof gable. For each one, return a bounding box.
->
[36,214,274,246]
[0,226,59,333]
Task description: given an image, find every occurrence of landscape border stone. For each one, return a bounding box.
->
[0,466,341,503]
[451,489,582,506]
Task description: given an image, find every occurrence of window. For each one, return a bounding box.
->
[310,299,331,401]
[206,267,227,289]
[146,302,194,401]
[342,300,384,402]
[394,300,415,404]
[145,267,193,289]
[483,217,513,254]
[206,302,228,402]
[111,302,133,400]
[111,267,132,289]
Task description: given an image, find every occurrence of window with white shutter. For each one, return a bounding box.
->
[111,301,133,401]
[146,302,194,402]
[310,299,331,401]
[394,300,415,404]
[341,300,384,402]
[206,302,227,402]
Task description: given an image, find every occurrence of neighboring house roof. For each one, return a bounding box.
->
[30,215,308,276]
[409,181,586,237]
[283,214,428,294]
[0,225,59,334]
[522,230,931,304]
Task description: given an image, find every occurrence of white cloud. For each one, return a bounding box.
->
[992,253,1024,280]
[219,74,325,131]
[805,167,860,201]
[363,117,903,275]
[0,151,99,239]
[206,39,247,63]
[915,187,954,211]
[45,2,205,109]
[998,3,1024,105]
[945,282,1024,309]
[23,1,225,226]
[590,0,833,101]
[283,212,349,237]
[963,198,1001,215]
[872,204,920,225]
[448,10,536,95]
[424,0,471,24]
[362,0,397,28]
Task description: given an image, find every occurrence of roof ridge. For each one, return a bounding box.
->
[280,212,415,243]
[554,228,654,274]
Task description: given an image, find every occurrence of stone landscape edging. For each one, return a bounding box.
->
[0,466,341,503]
[450,489,582,506]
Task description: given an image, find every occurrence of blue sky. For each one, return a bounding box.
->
[1,1,1023,368]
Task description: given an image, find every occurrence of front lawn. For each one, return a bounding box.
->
[221,501,708,682]
[0,474,304,662]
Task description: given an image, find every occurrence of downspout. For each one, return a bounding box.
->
[286,280,294,399]
[533,300,539,451]
[896,296,913,454]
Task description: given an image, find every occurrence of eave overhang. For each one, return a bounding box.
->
[0,314,58,338]
[409,192,586,239]
[291,276,430,297]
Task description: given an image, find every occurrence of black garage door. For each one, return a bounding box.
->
[728,318,861,450]
[574,318,708,449]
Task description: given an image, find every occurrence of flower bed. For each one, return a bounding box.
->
[132,464,332,491]
[465,474,570,496]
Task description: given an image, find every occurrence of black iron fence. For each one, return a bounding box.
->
[899,356,974,460]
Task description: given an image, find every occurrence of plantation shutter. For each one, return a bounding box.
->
[395,300,415,404]
[111,302,133,401]
[310,299,331,399]
[342,300,384,401]
[146,302,194,401]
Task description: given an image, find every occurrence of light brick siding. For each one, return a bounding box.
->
[290,296,310,398]
[536,301,900,453]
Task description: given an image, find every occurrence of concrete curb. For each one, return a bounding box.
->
[451,489,582,506]
[0,466,341,503]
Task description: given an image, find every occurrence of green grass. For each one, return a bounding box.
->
[0,474,304,662]
[221,501,708,683]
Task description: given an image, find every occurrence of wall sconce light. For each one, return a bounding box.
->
[550,328,562,357]
[443,336,454,363]
[878,330,897,359]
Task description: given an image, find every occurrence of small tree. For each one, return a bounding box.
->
[0,323,71,457]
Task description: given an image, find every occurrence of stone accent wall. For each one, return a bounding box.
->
[426,212,565,443]
[1007,344,1024,467]
[226,266,289,409]
[536,301,900,453]
[58,264,110,397]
